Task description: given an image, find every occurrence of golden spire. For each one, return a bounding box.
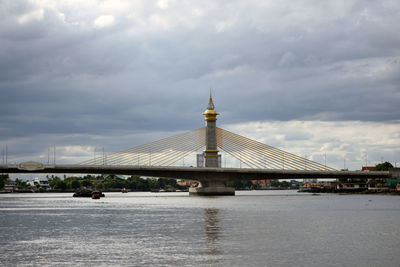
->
[207,89,215,110]
[203,89,219,121]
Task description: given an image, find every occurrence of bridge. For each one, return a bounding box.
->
[1,164,390,180]
[0,92,393,195]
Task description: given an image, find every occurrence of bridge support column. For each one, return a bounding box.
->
[190,92,234,196]
[189,180,235,196]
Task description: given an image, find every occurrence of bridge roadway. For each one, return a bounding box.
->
[0,164,391,181]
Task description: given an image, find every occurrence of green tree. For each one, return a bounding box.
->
[280,181,291,188]
[48,177,61,188]
[15,178,28,189]
[64,177,80,189]
[148,178,159,189]
[70,179,81,189]
[165,179,178,189]
[371,161,393,187]
[0,174,10,189]
[136,178,149,190]
[246,180,253,189]
[373,161,393,171]
[91,180,102,190]
[55,180,67,191]
[270,180,280,188]
[81,179,92,187]
[252,182,261,189]
[226,180,249,190]
[158,178,166,189]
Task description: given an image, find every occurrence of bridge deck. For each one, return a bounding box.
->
[0,164,391,181]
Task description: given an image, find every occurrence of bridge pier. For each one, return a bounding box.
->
[189,180,235,196]
[189,92,235,196]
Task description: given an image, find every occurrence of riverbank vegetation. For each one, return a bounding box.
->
[47,175,185,191]
[0,174,9,189]
[225,180,293,190]
[1,162,397,193]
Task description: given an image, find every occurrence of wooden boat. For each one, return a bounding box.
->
[91,191,101,199]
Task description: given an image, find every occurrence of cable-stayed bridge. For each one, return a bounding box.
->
[78,127,336,171]
[0,93,393,195]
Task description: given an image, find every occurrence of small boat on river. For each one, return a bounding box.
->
[73,189,105,198]
[91,191,101,199]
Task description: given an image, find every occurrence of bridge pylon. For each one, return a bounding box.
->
[189,91,235,196]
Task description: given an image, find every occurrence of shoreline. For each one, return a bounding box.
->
[2,189,399,195]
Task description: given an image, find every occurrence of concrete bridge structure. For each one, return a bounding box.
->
[0,164,391,181]
[1,93,395,195]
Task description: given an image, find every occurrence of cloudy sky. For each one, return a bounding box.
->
[1,0,399,171]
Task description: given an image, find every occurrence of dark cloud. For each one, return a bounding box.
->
[0,0,399,166]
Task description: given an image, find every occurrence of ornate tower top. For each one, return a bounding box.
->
[206,90,215,110]
[203,90,219,121]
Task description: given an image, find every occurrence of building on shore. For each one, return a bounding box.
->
[27,177,51,190]
[4,181,18,192]
[362,166,375,171]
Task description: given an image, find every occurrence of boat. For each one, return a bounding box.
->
[73,189,105,198]
[73,189,92,197]
[91,191,101,199]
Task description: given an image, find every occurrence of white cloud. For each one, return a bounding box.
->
[149,14,170,29]
[99,0,133,13]
[17,9,44,24]
[215,20,234,32]
[224,120,400,170]
[192,8,203,17]
[93,15,115,28]
[157,0,169,10]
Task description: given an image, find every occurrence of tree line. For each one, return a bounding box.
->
[47,175,184,191]
[1,161,395,191]
[225,180,293,190]
[1,174,186,191]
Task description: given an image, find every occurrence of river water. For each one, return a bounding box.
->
[0,191,399,266]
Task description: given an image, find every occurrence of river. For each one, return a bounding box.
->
[0,191,399,266]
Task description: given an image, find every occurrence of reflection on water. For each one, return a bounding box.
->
[203,208,222,256]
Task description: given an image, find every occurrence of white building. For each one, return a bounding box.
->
[27,177,51,190]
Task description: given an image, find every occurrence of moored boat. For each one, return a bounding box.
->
[91,191,101,199]
[73,189,105,198]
